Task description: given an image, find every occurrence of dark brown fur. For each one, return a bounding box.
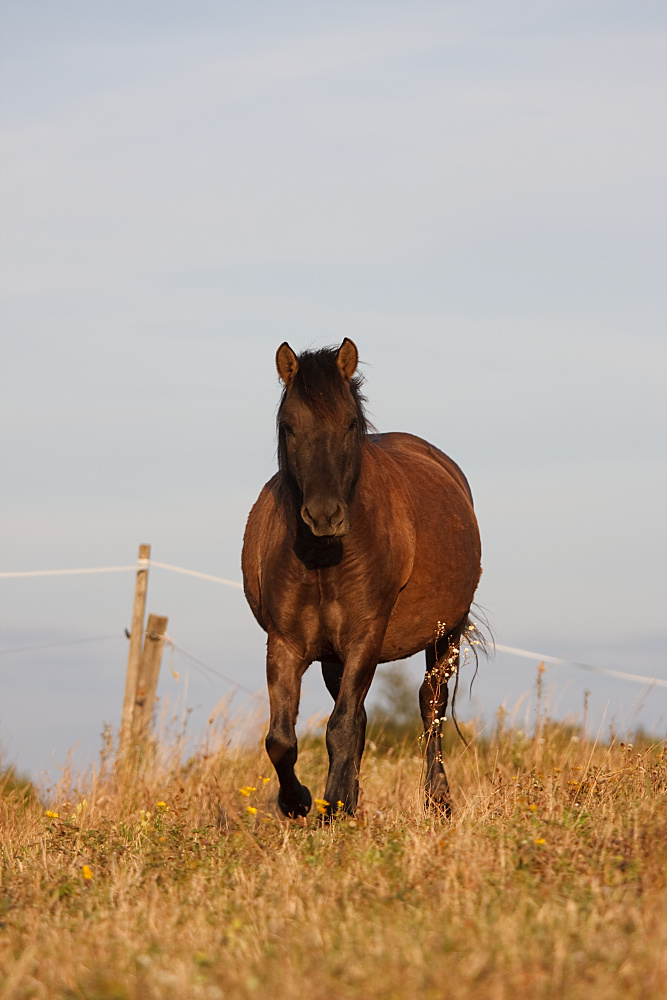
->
[242,340,481,817]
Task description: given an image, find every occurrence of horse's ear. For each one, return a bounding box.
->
[276,342,299,386]
[336,338,358,380]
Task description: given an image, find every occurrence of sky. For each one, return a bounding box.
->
[1,1,666,783]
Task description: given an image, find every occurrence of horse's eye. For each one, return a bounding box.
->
[282,423,294,437]
[348,420,358,433]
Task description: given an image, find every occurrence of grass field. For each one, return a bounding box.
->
[1,703,666,1000]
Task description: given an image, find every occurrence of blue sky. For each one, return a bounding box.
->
[1,1,666,781]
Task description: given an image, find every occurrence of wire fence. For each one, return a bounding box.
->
[2,557,666,690]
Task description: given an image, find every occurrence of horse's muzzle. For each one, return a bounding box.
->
[301,501,349,537]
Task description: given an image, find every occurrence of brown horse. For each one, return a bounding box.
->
[242,339,481,818]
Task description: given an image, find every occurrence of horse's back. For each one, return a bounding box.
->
[371,432,474,505]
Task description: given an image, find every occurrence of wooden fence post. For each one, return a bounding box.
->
[133,613,168,740]
[120,544,150,748]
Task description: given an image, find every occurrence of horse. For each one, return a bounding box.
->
[242,338,482,818]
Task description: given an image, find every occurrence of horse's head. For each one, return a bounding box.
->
[276,339,367,538]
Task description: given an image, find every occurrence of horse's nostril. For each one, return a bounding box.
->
[300,502,347,536]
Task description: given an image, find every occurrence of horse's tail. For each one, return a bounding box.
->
[450,606,494,748]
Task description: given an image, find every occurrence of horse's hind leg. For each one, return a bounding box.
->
[265,633,312,819]
[420,632,458,817]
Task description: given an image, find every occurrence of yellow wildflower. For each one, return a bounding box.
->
[534,838,546,845]
[156,801,169,811]
[238,786,256,797]
[45,810,59,819]
[262,777,271,784]
[71,799,87,822]
[246,806,257,815]
[314,798,329,814]
[82,865,93,880]
[529,803,537,812]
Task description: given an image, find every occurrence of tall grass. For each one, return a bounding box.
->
[1,705,666,1000]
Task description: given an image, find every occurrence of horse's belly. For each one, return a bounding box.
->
[378,538,481,661]
[379,594,471,662]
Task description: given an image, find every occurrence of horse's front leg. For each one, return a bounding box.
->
[323,635,383,815]
[265,634,312,818]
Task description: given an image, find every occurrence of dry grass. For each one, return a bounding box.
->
[1,712,666,1000]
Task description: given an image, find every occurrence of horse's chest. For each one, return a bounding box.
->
[303,578,347,630]
[267,568,362,657]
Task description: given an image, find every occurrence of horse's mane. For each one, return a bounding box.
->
[276,347,370,478]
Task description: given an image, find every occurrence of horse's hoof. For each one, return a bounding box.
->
[425,776,452,818]
[278,783,312,819]
[425,793,452,819]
